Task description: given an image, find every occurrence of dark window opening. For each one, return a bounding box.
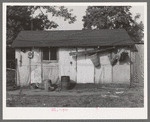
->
[42,47,57,60]
[50,48,57,60]
[43,48,49,60]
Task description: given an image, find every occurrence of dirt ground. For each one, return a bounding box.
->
[6,83,144,107]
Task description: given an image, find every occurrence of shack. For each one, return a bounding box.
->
[12,29,138,86]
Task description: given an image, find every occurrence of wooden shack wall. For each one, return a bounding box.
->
[58,48,77,84]
[30,48,42,84]
[16,48,59,86]
[59,47,131,84]
[132,44,144,87]
[15,48,42,86]
[16,47,132,86]
[15,48,30,86]
[112,48,130,84]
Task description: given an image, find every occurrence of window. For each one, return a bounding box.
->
[50,48,57,60]
[42,47,57,61]
[43,48,49,60]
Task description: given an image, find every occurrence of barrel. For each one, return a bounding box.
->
[61,76,70,90]
[89,53,100,67]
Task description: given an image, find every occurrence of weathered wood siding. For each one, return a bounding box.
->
[31,48,42,84]
[59,48,77,83]
[15,48,30,86]
[42,63,59,84]
[112,48,130,84]
[95,51,112,84]
[132,44,144,87]
[16,47,132,86]
[42,49,59,84]
[68,48,77,83]
[77,48,94,83]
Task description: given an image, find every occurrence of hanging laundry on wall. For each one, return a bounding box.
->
[108,49,120,66]
[119,51,129,62]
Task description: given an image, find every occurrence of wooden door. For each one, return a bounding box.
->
[77,48,94,83]
[59,48,77,83]
[42,48,59,84]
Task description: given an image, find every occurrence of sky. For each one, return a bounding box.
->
[46,6,145,30]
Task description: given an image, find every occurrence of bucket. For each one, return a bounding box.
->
[61,76,70,90]
[89,53,100,67]
[43,79,51,91]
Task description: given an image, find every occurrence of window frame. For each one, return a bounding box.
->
[42,47,58,63]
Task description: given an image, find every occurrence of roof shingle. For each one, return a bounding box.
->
[12,29,135,47]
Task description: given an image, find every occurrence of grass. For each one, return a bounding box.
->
[6,83,144,107]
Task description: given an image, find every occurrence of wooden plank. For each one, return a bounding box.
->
[113,65,130,84]
[31,48,42,84]
[103,66,112,83]
[40,48,43,81]
[95,51,112,84]
[31,66,42,83]
[70,48,97,56]
[130,62,134,86]
[59,48,77,83]
[69,47,115,56]
[15,49,20,86]
[42,62,59,84]
[59,48,70,77]
[18,49,30,86]
[133,44,144,86]
[84,48,94,83]
[77,48,86,83]
[112,48,130,84]
[69,48,77,83]
[95,66,104,84]
[77,48,94,83]
[130,50,135,63]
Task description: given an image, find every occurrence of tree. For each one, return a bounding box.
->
[82,6,144,42]
[6,6,76,62]
[7,6,76,45]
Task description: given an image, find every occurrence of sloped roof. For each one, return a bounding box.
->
[12,29,135,48]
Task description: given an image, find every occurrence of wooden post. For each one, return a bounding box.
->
[15,59,17,85]
[29,48,31,85]
[75,48,77,83]
[130,49,132,87]
[41,48,43,81]
[112,52,113,83]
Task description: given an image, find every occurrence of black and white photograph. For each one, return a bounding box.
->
[3,2,147,119]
